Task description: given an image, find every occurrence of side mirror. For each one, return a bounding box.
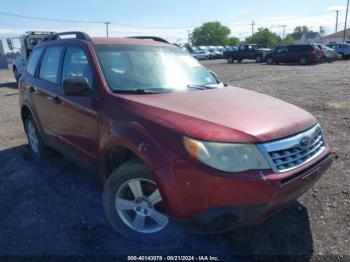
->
[62,77,90,96]
[6,39,14,51]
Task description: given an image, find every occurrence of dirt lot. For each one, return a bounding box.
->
[0,60,349,260]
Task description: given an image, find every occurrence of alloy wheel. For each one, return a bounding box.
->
[27,120,39,153]
[115,178,169,234]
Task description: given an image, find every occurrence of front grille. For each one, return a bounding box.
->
[258,124,326,173]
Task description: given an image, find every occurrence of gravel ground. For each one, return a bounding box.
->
[0,60,349,260]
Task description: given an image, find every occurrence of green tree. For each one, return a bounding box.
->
[293,26,310,34]
[283,35,295,45]
[245,28,282,48]
[191,21,231,46]
[224,37,240,46]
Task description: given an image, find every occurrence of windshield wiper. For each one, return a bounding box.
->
[187,84,218,90]
[112,89,159,94]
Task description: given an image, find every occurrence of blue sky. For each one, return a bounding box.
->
[0,0,349,43]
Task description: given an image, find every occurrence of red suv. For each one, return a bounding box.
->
[19,32,332,243]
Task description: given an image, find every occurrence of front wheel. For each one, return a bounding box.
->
[227,56,234,63]
[103,160,180,244]
[255,55,262,63]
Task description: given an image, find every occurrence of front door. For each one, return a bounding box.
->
[52,45,99,164]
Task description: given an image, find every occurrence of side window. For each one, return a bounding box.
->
[62,47,93,89]
[26,47,44,76]
[39,47,63,84]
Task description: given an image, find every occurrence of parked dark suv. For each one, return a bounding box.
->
[265,45,321,65]
[19,32,332,243]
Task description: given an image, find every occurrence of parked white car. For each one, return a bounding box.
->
[192,50,209,60]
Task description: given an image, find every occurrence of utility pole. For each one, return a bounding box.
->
[336,10,339,33]
[104,21,111,38]
[282,25,287,45]
[344,0,349,42]
[187,30,191,45]
[250,21,256,37]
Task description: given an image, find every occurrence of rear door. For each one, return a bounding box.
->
[275,47,289,63]
[21,46,64,139]
[52,45,99,163]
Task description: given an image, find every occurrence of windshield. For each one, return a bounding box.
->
[94,45,218,93]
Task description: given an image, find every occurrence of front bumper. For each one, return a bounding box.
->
[153,149,332,232]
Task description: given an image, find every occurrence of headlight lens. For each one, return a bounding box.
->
[184,137,270,172]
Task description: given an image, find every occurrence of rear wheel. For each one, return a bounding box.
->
[13,67,20,83]
[299,56,307,65]
[266,57,274,65]
[103,160,180,244]
[24,115,50,159]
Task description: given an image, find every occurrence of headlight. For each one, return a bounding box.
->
[183,137,270,172]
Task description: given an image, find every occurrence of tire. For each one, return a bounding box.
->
[237,59,242,63]
[103,160,180,244]
[266,57,274,65]
[299,57,307,65]
[13,67,20,84]
[24,114,50,159]
[339,53,345,60]
[227,56,234,64]
[255,55,262,63]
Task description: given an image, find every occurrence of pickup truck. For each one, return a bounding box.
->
[7,31,55,82]
[223,44,267,63]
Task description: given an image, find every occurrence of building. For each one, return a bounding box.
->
[321,28,350,44]
[287,32,321,45]
[0,40,8,69]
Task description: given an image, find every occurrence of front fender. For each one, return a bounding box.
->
[98,117,184,179]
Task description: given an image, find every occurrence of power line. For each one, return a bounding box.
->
[0,10,104,24]
[0,10,192,30]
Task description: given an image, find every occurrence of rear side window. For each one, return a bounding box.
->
[39,47,64,84]
[26,47,44,76]
[62,47,93,89]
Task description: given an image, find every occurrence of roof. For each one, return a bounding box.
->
[91,37,172,47]
[323,28,350,39]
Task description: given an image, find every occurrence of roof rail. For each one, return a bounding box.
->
[43,31,91,42]
[127,36,170,44]
[25,31,56,36]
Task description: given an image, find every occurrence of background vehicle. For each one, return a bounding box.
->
[327,43,350,60]
[316,45,337,62]
[192,50,209,60]
[7,31,55,82]
[223,44,266,63]
[264,45,321,65]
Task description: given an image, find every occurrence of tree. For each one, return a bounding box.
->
[191,21,231,46]
[224,37,240,46]
[293,26,310,34]
[245,28,282,48]
[283,35,295,45]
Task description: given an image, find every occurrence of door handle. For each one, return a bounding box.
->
[53,97,62,105]
[47,96,62,105]
[28,86,36,93]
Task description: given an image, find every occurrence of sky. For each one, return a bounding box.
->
[0,0,349,47]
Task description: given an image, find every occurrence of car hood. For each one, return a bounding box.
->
[121,86,317,143]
